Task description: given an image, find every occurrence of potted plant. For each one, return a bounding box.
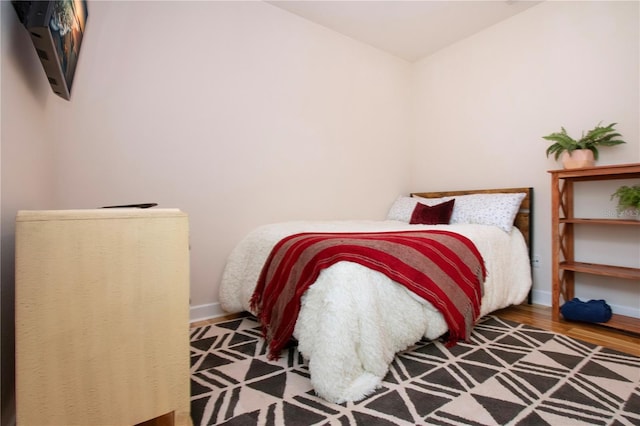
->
[611,184,640,220]
[543,122,626,169]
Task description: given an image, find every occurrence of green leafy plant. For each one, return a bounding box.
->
[611,184,640,213]
[543,122,626,160]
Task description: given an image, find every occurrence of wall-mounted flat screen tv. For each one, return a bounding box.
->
[13,0,88,100]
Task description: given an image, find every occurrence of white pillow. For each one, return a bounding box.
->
[386,195,450,222]
[386,196,419,222]
[395,192,527,233]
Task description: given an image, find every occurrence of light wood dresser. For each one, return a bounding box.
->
[15,208,191,425]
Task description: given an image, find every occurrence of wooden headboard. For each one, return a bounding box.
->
[410,187,533,256]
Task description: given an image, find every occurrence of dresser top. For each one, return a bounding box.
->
[16,208,187,222]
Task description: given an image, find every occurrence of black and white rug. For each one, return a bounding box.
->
[190,315,640,425]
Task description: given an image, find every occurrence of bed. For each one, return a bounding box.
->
[219,187,533,403]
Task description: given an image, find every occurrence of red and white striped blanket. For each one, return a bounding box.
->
[250,230,486,359]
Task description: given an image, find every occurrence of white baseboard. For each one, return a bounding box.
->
[611,304,640,318]
[529,289,639,319]
[189,291,639,324]
[190,302,229,323]
[530,288,551,307]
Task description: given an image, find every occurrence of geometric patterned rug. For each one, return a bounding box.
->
[190,315,640,426]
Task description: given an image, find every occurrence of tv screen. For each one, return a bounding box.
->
[13,1,88,100]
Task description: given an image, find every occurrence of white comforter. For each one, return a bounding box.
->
[219,220,531,403]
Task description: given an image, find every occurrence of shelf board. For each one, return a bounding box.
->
[560,218,640,226]
[548,163,640,180]
[558,313,640,336]
[560,261,640,280]
[599,314,640,335]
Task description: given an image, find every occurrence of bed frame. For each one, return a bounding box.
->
[410,187,533,258]
[411,187,533,304]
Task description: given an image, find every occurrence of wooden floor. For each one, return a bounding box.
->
[192,304,640,357]
[494,304,640,357]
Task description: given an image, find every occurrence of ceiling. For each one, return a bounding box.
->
[267,1,541,62]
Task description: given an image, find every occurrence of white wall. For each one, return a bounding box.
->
[47,1,413,319]
[411,1,640,315]
[1,2,59,423]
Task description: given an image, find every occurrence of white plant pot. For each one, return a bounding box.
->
[561,149,595,169]
[617,207,640,221]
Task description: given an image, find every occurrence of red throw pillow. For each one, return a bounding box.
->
[410,199,455,225]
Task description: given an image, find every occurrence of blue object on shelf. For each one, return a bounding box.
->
[560,298,612,323]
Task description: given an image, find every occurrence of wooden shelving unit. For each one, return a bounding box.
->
[549,162,640,335]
